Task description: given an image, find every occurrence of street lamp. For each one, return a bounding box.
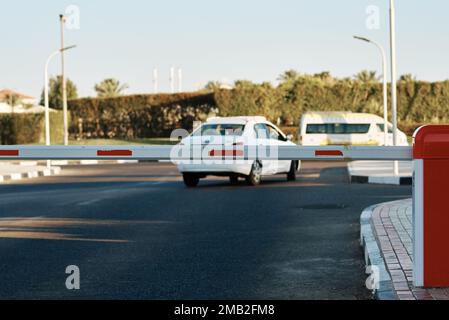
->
[44,45,77,155]
[60,14,70,146]
[389,0,399,175]
[353,36,388,146]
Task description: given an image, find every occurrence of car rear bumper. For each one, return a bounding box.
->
[177,162,253,176]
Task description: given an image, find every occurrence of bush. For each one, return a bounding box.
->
[280,126,299,140]
[214,79,449,134]
[60,75,449,141]
[0,112,65,145]
[41,111,66,145]
[68,93,217,139]
[0,114,44,145]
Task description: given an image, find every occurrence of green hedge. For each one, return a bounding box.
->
[43,112,66,145]
[0,114,43,145]
[68,93,217,139]
[64,79,449,140]
[0,112,64,145]
[214,80,449,136]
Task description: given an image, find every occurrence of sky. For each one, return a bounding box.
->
[1,0,448,99]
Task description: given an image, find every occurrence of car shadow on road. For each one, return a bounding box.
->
[192,166,350,189]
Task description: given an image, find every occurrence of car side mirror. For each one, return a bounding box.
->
[286,134,293,141]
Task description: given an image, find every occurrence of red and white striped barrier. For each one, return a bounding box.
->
[0,145,413,161]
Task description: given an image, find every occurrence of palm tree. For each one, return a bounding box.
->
[313,71,335,85]
[94,78,129,98]
[234,80,256,89]
[204,81,222,91]
[3,93,22,113]
[278,70,301,83]
[399,74,416,82]
[354,70,379,84]
[313,71,332,80]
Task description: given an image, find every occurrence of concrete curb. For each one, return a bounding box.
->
[351,175,412,185]
[348,162,412,185]
[15,160,164,166]
[0,166,61,183]
[49,160,140,166]
[360,205,398,300]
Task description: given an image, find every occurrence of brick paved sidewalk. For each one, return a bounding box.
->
[363,199,449,300]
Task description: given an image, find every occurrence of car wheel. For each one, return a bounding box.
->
[287,161,297,181]
[229,175,239,185]
[246,161,262,186]
[183,173,199,187]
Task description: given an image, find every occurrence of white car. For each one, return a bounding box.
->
[177,116,300,187]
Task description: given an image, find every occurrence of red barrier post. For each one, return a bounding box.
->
[413,125,449,287]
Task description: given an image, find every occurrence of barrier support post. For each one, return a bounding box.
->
[413,125,449,288]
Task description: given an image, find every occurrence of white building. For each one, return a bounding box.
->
[0,89,53,114]
[0,89,36,105]
[0,103,52,114]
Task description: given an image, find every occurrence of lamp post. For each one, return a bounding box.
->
[60,14,71,146]
[169,66,175,93]
[353,36,388,146]
[153,68,159,93]
[178,68,183,93]
[390,0,399,175]
[44,45,77,164]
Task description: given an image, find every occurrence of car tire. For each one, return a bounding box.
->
[229,175,239,185]
[183,173,200,187]
[246,161,262,186]
[287,161,297,181]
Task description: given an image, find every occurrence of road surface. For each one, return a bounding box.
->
[0,162,411,299]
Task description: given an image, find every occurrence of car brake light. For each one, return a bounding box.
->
[209,149,244,157]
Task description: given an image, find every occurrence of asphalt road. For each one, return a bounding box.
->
[0,161,411,300]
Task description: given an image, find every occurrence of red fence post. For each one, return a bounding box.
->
[413,125,449,287]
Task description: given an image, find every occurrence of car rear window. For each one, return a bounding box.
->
[306,124,371,134]
[196,124,245,136]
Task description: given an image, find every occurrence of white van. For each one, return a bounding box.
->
[299,112,409,146]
